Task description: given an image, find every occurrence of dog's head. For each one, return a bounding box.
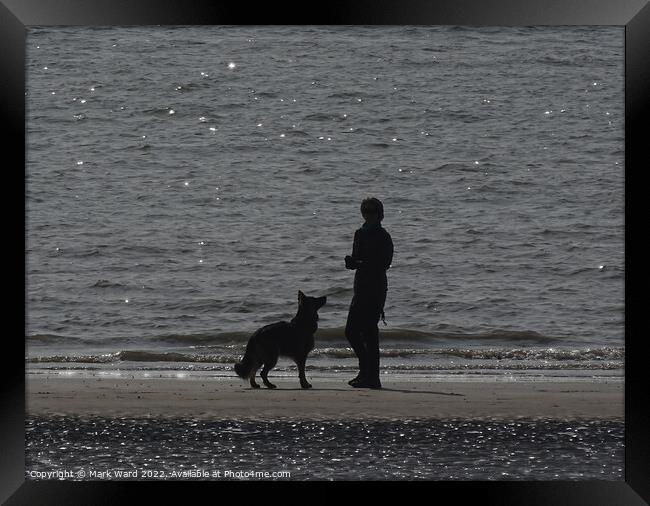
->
[298,290,326,318]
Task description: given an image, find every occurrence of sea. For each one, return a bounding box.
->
[25,26,624,480]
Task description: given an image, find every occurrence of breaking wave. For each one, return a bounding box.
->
[27,327,561,346]
[26,346,624,366]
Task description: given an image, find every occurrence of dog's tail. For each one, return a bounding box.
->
[234,341,255,379]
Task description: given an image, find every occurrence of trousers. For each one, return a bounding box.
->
[344,288,387,381]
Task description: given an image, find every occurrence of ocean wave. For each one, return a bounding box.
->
[27,361,623,372]
[312,347,427,358]
[321,286,353,296]
[115,244,169,255]
[314,346,624,361]
[439,347,624,361]
[27,333,84,344]
[26,327,563,346]
[26,351,239,364]
[26,346,623,365]
[362,362,623,371]
[376,328,559,344]
[91,279,127,288]
[153,331,251,344]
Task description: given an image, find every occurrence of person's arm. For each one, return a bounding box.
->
[345,230,362,269]
[384,232,393,271]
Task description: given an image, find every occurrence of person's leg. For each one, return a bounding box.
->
[353,290,386,389]
[364,320,380,385]
[345,296,368,382]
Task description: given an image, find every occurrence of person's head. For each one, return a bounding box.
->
[360,197,384,223]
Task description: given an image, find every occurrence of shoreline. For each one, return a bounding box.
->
[26,370,624,421]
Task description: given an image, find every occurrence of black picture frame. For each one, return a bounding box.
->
[1,0,648,504]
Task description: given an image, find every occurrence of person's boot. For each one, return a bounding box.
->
[353,358,381,389]
[348,373,365,386]
[351,377,381,389]
[348,363,367,386]
[348,355,368,386]
[351,367,381,389]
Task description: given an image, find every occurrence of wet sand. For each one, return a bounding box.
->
[26,372,624,420]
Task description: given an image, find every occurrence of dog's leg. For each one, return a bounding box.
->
[249,363,261,389]
[260,364,277,389]
[260,354,278,389]
[296,355,312,389]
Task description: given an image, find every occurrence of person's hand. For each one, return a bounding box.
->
[345,255,355,269]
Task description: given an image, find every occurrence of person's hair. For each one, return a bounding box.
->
[360,197,384,222]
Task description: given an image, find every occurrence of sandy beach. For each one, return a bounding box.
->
[26,371,623,420]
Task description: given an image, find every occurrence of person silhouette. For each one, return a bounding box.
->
[344,197,393,389]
